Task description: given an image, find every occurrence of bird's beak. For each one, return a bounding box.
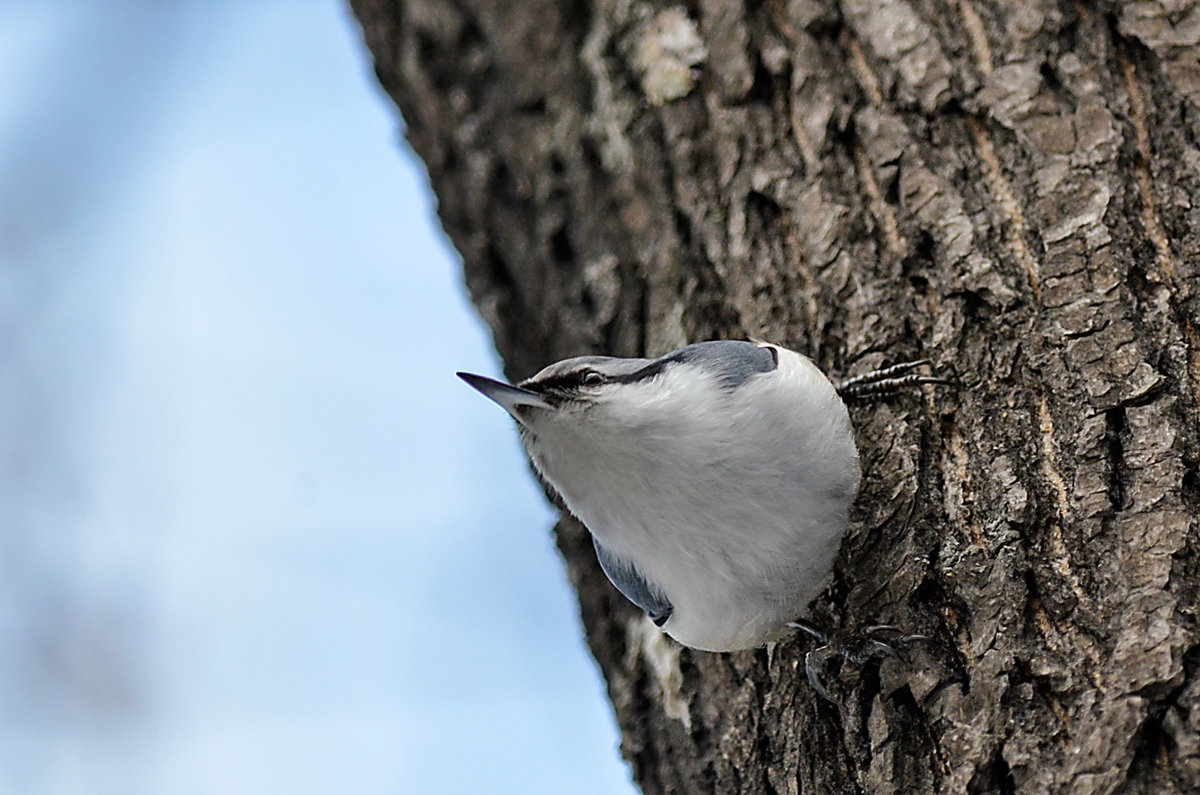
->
[457,372,553,418]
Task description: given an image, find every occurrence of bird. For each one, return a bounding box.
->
[458,340,942,694]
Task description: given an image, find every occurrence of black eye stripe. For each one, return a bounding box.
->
[611,359,670,385]
[527,369,604,393]
[610,341,778,389]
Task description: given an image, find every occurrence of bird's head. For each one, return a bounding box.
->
[457,354,662,435]
[458,341,788,517]
[458,341,779,442]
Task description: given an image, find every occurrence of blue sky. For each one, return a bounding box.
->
[0,2,632,793]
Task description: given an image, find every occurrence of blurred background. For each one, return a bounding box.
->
[0,1,632,792]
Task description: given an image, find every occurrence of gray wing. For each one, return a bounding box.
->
[592,537,674,627]
[667,340,778,391]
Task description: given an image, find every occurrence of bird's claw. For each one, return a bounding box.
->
[835,359,953,399]
[789,620,928,702]
[804,649,836,702]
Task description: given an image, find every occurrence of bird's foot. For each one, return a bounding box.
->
[787,618,928,702]
[835,359,951,400]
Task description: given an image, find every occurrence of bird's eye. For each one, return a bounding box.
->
[582,371,606,387]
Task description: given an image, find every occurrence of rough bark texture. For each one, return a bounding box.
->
[350,1,1200,792]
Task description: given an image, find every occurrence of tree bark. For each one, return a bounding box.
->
[349,1,1200,792]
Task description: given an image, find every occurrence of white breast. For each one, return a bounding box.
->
[527,346,860,651]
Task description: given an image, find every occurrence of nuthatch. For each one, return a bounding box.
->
[459,340,943,696]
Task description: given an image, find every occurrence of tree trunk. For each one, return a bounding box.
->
[349,1,1200,791]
